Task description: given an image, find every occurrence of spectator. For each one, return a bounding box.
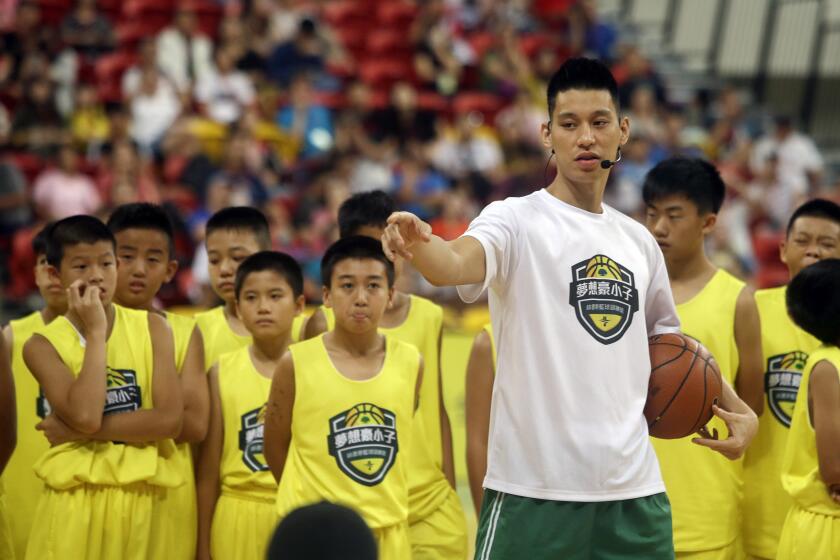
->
[495,90,547,152]
[59,0,114,59]
[0,1,54,89]
[608,134,656,215]
[97,141,160,207]
[10,77,65,155]
[122,38,173,99]
[70,82,110,153]
[412,5,463,95]
[372,82,437,150]
[266,18,327,88]
[156,5,214,93]
[32,143,101,220]
[430,184,475,241]
[204,132,268,209]
[195,45,256,125]
[568,0,619,61]
[613,45,666,108]
[0,159,31,235]
[393,153,449,220]
[626,85,664,144]
[128,66,182,154]
[276,73,334,160]
[751,115,823,201]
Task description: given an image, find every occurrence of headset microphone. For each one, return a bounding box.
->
[600,150,622,169]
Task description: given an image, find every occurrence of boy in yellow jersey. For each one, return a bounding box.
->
[1,224,67,558]
[777,258,840,559]
[265,236,423,560]
[21,215,183,559]
[195,207,268,368]
[106,203,209,559]
[643,157,764,559]
[743,198,840,559]
[0,334,17,559]
[305,190,466,559]
[196,251,304,560]
[465,323,494,513]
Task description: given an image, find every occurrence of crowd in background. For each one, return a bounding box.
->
[1,0,837,314]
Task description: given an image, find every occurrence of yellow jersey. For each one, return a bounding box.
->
[277,335,419,529]
[651,269,745,552]
[3,311,49,558]
[33,305,181,490]
[217,346,276,500]
[195,306,251,370]
[321,298,452,520]
[781,345,840,517]
[742,286,822,558]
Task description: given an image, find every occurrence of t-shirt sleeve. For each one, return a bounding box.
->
[644,242,680,336]
[456,200,517,303]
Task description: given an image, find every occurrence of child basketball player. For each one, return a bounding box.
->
[778,258,840,559]
[22,215,183,559]
[743,198,840,559]
[382,57,757,558]
[0,334,16,559]
[304,191,465,558]
[264,236,423,560]
[643,157,764,559]
[465,323,494,513]
[107,203,208,559]
[194,207,270,370]
[196,251,304,560]
[1,224,67,558]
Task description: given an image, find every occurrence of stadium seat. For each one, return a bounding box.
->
[116,20,167,47]
[366,29,412,56]
[359,58,413,88]
[95,51,138,84]
[376,2,418,28]
[322,1,370,28]
[452,92,507,121]
[467,32,497,58]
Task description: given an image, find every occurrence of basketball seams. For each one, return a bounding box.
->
[649,347,700,436]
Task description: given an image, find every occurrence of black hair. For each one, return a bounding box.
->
[45,215,116,268]
[267,502,376,560]
[337,190,396,239]
[546,57,620,119]
[32,221,56,257]
[642,157,726,214]
[320,236,395,288]
[786,198,840,237]
[786,258,840,345]
[107,203,176,257]
[234,251,304,299]
[205,207,271,250]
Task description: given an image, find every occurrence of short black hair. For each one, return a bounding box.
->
[642,157,726,214]
[321,236,395,288]
[46,215,116,268]
[786,198,840,237]
[338,190,396,238]
[205,207,271,250]
[786,258,840,345]
[267,502,376,560]
[234,251,304,299]
[546,57,620,119]
[32,221,56,257]
[107,203,176,257]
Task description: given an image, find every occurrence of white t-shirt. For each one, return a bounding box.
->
[458,189,680,501]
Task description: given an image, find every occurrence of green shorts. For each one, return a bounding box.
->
[474,490,674,560]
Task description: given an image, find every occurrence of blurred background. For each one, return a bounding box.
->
[2,0,840,320]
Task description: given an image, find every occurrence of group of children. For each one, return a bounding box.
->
[463,157,840,560]
[0,193,467,559]
[0,160,838,559]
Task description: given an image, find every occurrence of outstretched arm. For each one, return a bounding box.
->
[381,212,486,287]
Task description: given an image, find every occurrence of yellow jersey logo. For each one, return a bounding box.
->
[327,403,398,486]
[765,351,807,427]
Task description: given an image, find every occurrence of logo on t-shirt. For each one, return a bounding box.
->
[327,403,398,487]
[105,367,142,415]
[765,351,806,427]
[569,254,639,345]
[239,404,269,472]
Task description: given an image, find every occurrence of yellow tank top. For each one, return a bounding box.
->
[742,285,822,557]
[3,311,48,556]
[651,269,744,552]
[33,305,181,490]
[483,323,496,369]
[782,345,840,517]
[217,346,276,500]
[321,298,450,519]
[195,306,251,369]
[277,335,419,529]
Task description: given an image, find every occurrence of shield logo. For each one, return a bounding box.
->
[569,255,639,345]
[765,351,807,427]
[239,404,269,472]
[327,403,399,487]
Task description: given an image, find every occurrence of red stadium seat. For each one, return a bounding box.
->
[452,92,506,120]
[95,51,138,83]
[7,152,44,184]
[416,91,448,112]
[116,20,167,47]
[366,29,412,55]
[467,32,497,58]
[322,1,369,28]
[359,58,412,88]
[376,2,418,28]
[519,33,557,57]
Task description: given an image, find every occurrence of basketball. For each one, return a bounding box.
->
[585,255,623,280]
[644,333,723,439]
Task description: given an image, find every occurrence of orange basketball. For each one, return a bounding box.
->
[644,333,722,439]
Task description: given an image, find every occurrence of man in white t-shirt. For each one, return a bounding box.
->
[382,57,758,558]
